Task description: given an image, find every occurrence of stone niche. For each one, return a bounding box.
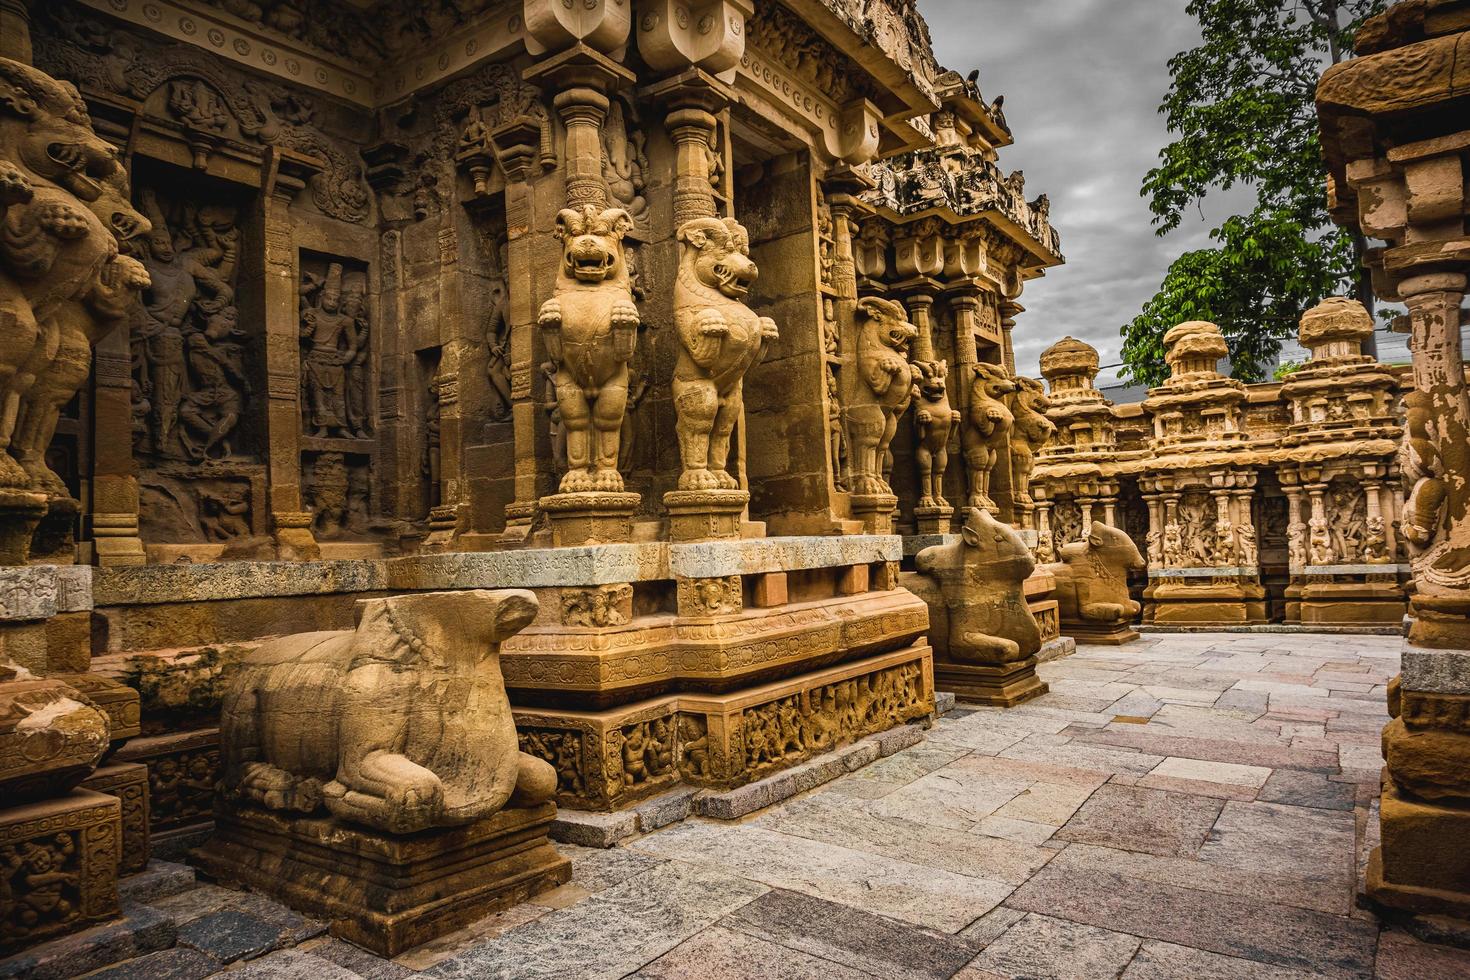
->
[130,166,266,563]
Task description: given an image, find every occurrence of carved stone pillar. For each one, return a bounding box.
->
[491,120,549,543]
[0,0,30,64]
[89,330,144,565]
[667,105,720,227]
[999,299,1021,375]
[1163,493,1180,568]
[258,151,318,560]
[1077,497,1095,537]
[1143,493,1162,568]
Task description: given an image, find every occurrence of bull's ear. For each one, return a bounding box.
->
[1088,525,1104,548]
[961,523,981,547]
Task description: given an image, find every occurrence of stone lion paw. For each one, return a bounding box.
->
[34,201,91,240]
[713,470,738,490]
[759,316,779,341]
[611,300,640,330]
[538,298,562,328]
[696,309,729,337]
[560,468,596,493]
[917,409,932,425]
[0,163,33,206]
[679,468,722,491]
[591,468,625,492]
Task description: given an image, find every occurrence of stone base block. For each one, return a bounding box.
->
[0,488,48,566]
[113,728,219,841]
[912,505,954,536]
[1146,581,1268,627]
[1300,582,1408,627]
[540,492,640,547]
[192,802,570,957]
[48,674,140,743]
[1037,636,1077,663]
[1063,620,1141,645]
[937,657,1048,707]
[0,790,122,956]
[663,489,749,542]
[1365,782,1470,921]
[81,763,149,874]
[515,644,934,810]
[850,494,898,535]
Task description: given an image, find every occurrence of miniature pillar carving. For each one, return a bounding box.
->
[555,87,612,210]
[667,107,719,227]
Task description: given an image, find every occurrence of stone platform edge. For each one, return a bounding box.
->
[550,720,931,848]
[81,536,904,607]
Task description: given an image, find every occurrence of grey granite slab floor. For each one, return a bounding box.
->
[14,633,1470,980]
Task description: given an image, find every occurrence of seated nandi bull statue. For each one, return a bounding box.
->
[671,216,777,491]
[1042,521,1144,644]
[218,589,556,834]
[538,206,639,493]
[901,508,1047,705]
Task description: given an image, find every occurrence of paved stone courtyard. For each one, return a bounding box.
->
[13,633,1470,980]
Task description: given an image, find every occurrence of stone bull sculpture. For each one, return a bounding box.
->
[1042,522,1145,644]
[219,589,556,834]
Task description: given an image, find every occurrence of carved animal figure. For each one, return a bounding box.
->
[961,362,1016,512]
[219,589,556,834]
[844,297,917,495]
[670,217,777,491]
[1235,523,1258,567]
[911,359,958,508]
[538,206,640,493]
[1043,522,1144,628]
[1287,521,1307,568]
[1162,522,1183,567]
[1309,516,1335,566]
[0,58,150,490]
[1007,376,1054,509]
[911,507,1040,664]
[1399,389,1445,551]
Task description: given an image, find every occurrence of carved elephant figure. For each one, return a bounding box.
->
[219,589,556,834]
[904,507,1040,664]
[671,216,777,491]
[537,205,639,493]
[1042,522,1144,627]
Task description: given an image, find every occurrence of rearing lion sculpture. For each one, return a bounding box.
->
[845,297,917,496]
[961,362,1016,512]
[671,216,777,491]
[537,205,639,493]
[0,58,151,494]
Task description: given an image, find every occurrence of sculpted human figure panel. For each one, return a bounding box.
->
[845,297,917,496]
[219,589,556,834]
[671,216,777,491]
[538,206,640,494]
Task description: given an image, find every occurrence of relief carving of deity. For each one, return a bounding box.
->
[300,262,371,439]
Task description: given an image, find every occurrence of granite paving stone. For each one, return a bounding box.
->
[214,949,362,980]
[1150,757,1272,787]
[1122,941,1321,979]
[957,913,1142,980]
[1374,928,1470,980]
[721,888,980,980]
[425,861,768,980]
[1198,800,1356,886]
[175,909,284,964]
[1055,784,1225,856]
[1007,864,1378,977]
[628,925,872,979]
[65,947,221,980]
[628,821,1011,932]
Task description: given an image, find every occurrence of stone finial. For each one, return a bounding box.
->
[1163,320,1229,381]
[1299,296,1373,362]
[1039,336,1099,393]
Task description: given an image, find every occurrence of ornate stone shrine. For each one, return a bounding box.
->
[0,0,1069,958]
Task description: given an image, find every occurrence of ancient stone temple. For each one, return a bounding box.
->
[1025,303,1410,633]
[1317,0,1470,929]
[0,0,1074,959]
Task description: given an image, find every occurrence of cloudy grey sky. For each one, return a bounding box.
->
[921,0,1252,383]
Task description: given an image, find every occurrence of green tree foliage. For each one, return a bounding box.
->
[1120,0,1385,387]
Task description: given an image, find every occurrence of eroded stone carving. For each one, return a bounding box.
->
[1043,523,1144,641]
[914,507,1040,663]
[300,262,370,440]
[539,206,639,493]
[672,217,777,491]
[218,590,555,834]
[912,359,958,510]
[845,297,917,495]
[961,362,1016,513]
[1008,376,1054,513]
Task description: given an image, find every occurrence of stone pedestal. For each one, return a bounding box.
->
[193,801,570,957]
[850,493,898,535]
[0,488,48,565]
[663,489,749,543]
[913,504,953,536]
[541,492,640,547]
[81,763,150,875]
[1145,573,1268,626]
[0,790,122,955]
[30,496,79,565]
[1298,566,1408,627]
[1368,781,1470,920]
[935,658,1047,707]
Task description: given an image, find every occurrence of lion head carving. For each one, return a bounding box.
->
[678,216,758,299]
[554,205,632,284]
